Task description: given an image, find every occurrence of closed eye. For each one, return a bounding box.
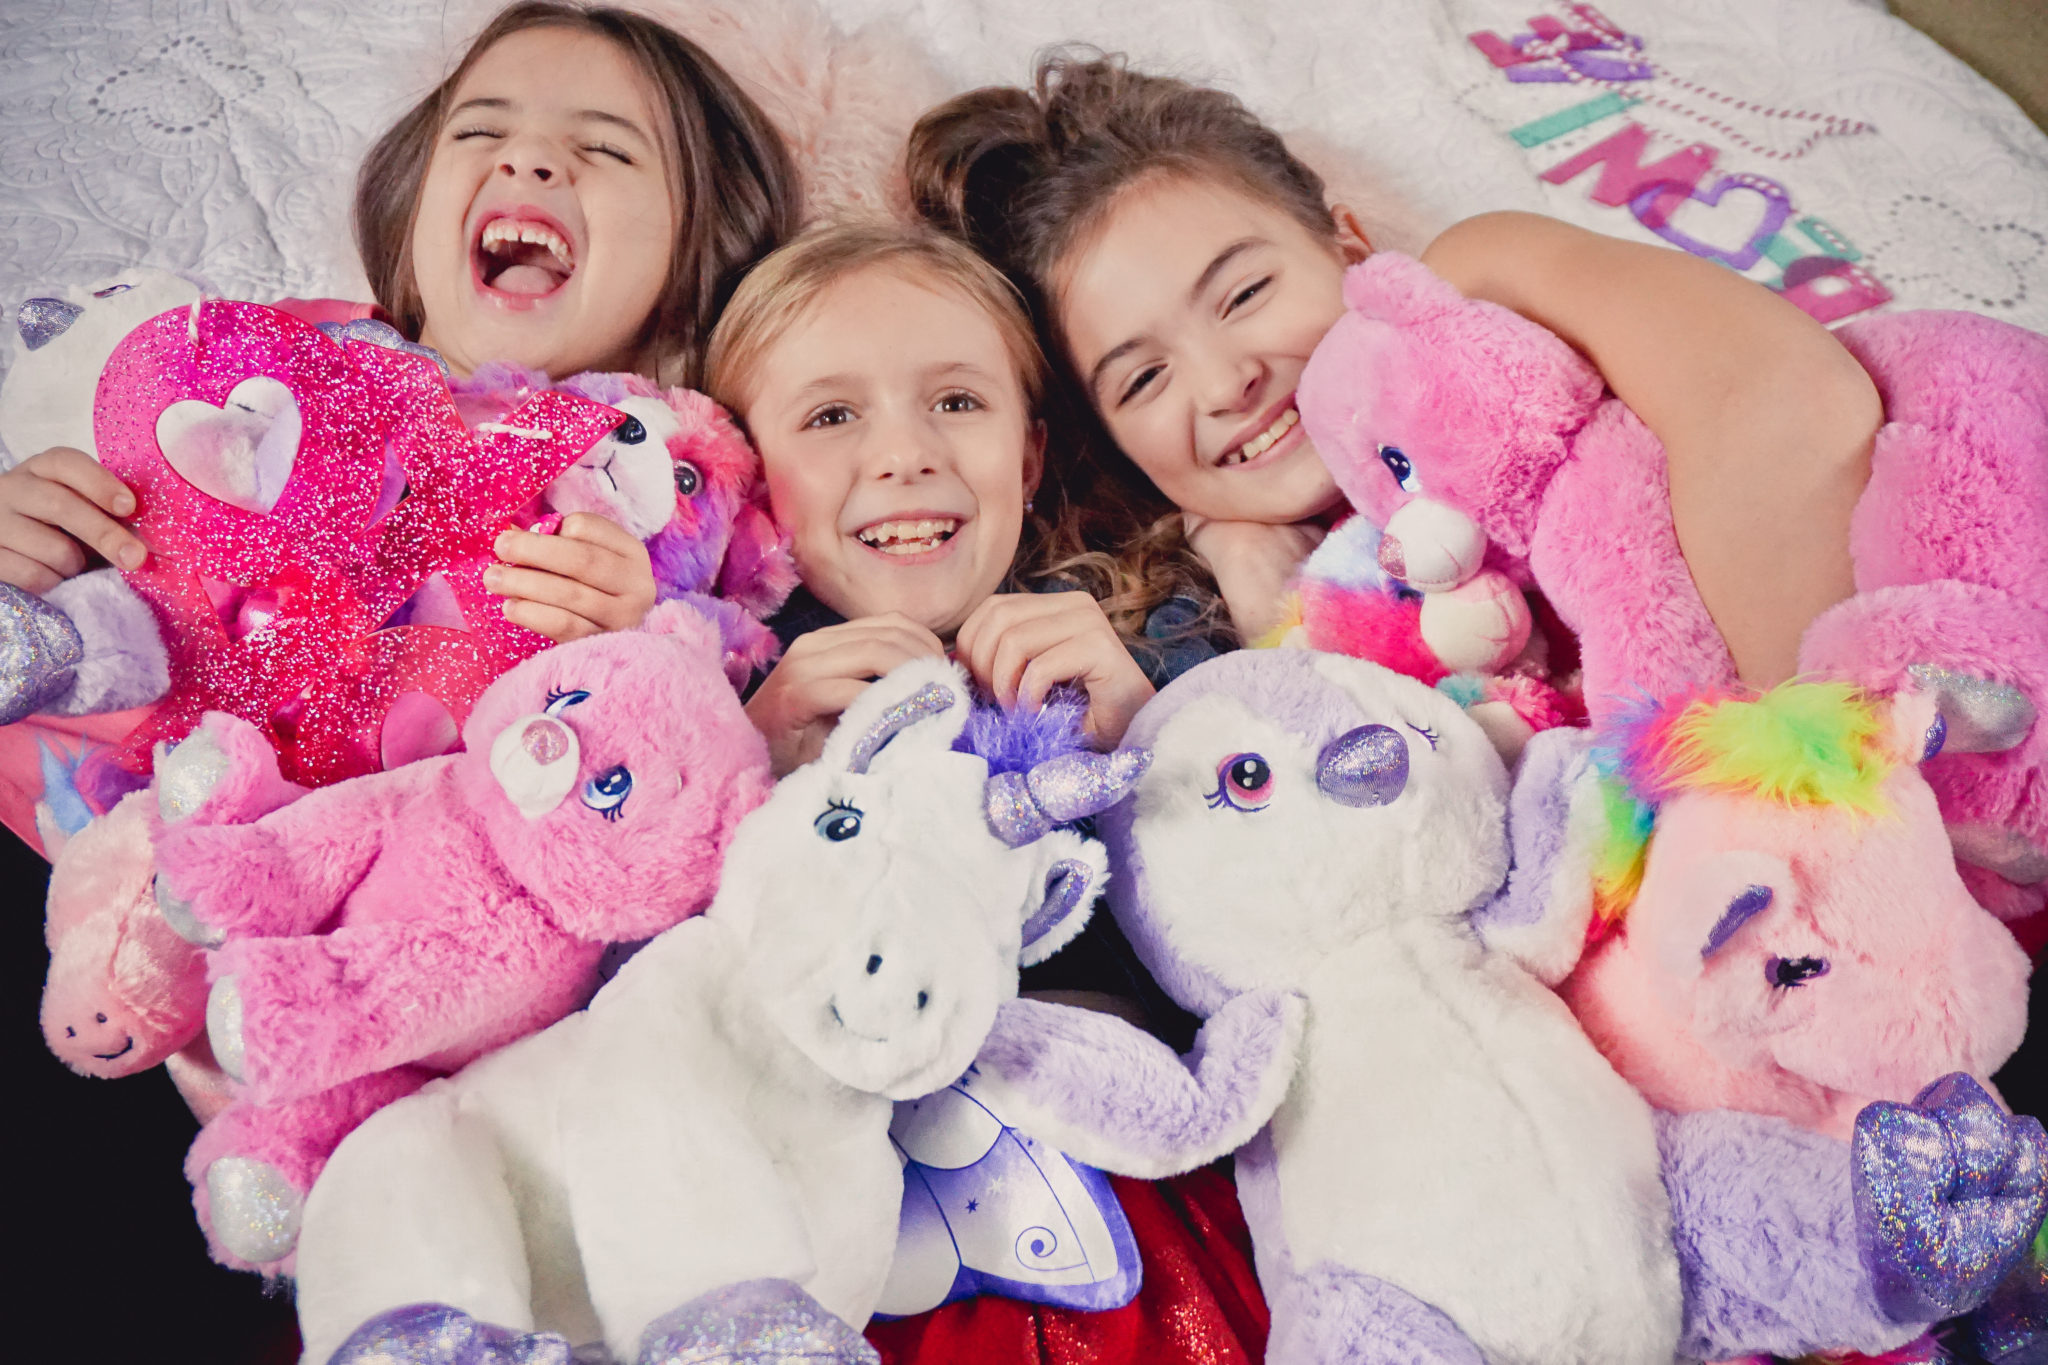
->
[1224,277,1272,314]
[582,142,632,164]
[1405,722,1439,751]
[1119,364,1164,407]
[452,126,504,142]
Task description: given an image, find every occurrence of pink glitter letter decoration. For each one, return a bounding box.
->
[93,301,624,785]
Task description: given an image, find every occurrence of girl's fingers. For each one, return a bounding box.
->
[0,512,90,588]
[484,563,616,626]
[1,456,147,574]
[0,543,66,594]
[494,524,638,595]
[499,595,602,644]
[21,448,136,518]
[490,515,657,633]
[783,632,944,690]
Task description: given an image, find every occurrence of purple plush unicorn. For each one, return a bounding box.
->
[1006,649,2044,1364]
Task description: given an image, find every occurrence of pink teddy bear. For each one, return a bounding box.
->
[149,599,774,1271]
[1297,252,2048,941]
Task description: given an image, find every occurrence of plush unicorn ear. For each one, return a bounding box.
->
[1883,687,1948,765]
[821,657,973,775]
[1017,828,1109,967]
[640,598,725,670]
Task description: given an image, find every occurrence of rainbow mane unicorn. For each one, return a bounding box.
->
[1560,683,2031,1140]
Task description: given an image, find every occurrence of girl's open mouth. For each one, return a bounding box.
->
[1218,404,1301,469]
[856,517,962,558]
[473,214,577,299]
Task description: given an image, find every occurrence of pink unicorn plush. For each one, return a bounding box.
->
[148,599,774,1272]
[1296,252,2048,938]
[1551,683,2031,1142]
[39,712,307,1092]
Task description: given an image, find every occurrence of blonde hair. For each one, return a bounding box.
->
[703,220,1046,418]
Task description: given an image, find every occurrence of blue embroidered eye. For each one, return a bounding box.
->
[674,461,700,497]
[544,688,590,715]
[93,283,135,298]
[1206,754,1273,812]
[816,799,862,841]
[1768,955,1829,989]
[1405,722,1440,751]
[1378,445,1421,493]
[582,765,632,820]
[612,415,646,445]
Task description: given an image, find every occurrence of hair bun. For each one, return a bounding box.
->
[907,84,1053,264]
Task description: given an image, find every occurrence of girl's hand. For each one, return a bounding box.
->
[486,512,656,643]
[745,614,947,776]
[1182,514,1325,641]
[955,591,1155,749]
[0,447,147,591]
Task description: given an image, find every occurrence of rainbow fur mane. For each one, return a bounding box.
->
[1589,683,1895,929]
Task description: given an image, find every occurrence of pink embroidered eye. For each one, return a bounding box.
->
[1207,753,1274,812]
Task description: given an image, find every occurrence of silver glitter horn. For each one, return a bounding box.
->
[17,297,83,351]
[985,747,1152,847]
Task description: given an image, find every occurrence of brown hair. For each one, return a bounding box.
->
[354,0,801,386]
[906,50,1336,649]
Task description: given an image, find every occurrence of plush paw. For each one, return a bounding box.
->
[154,872,226,948]
[205,1156,304,1266]
[1908,664,2038,754]
[0,582,83,724]
[207,976,245,1082]
[327,1303,571,1365]
[635,1279,878,1365]
[1853,1073,2048,1323]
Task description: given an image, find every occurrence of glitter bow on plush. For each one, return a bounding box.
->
[94,301,624,785]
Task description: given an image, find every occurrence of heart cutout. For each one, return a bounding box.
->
[1633,174,1793,272]
[155,376,301,513]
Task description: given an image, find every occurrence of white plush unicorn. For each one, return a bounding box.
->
[293,659,1212,1365]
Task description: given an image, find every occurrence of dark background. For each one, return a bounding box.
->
[5,827,2043,1362]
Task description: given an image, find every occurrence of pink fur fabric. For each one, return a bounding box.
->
[1561,704,2031,1141]
[151,600,773,1269]
[41,713,306,1082]
[1298,252,2048,938]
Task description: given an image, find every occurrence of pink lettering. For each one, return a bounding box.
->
[1540,123,1717,209]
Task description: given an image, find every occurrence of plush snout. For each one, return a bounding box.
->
[1417,571,1531,672]
[488,714,580,819]
[1377,499,1488,591]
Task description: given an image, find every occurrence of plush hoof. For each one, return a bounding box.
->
[1853,1074,2048,1322]
[206,977,245,1081]
[155,873,225,948]
[206,1156,303,1265]
[636,1279,878,1365]
[1948,822,2048,886]
[0,582,83,724]
[155,726,231,823]
[327,1303,572,1365]
[1909,664,2038,754]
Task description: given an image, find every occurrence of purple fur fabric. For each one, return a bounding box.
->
[953,690,1089,776]
[1269,1265,1486,1365]
[1658,1108,1912,1359]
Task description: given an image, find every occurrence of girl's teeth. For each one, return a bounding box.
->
[1225,407,1299,466]
[858,518,961,553]
[481,219,573,268]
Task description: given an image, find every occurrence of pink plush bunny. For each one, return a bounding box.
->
[40,712,306,1089]
[1297,253,2048,941]
[1554,684,2031,1143]
[149,599,774,1272]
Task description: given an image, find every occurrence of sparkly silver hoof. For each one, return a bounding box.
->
[327,1303,572,1365]
[156,873,225,947]
[636,1279,879,1365]
[1948,823,2048,886]
[0,583,83,724]
[207,976,245,1081]
[206,1156,303,1265]
[155,726,230,823]
[1910,664,2038,754]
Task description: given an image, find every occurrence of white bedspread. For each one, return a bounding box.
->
[2,0,2044,459]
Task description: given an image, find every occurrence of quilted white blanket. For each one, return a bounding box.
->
[2,0,2045,461]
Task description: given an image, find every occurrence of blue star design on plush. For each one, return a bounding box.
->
[966,1199,979,1213]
